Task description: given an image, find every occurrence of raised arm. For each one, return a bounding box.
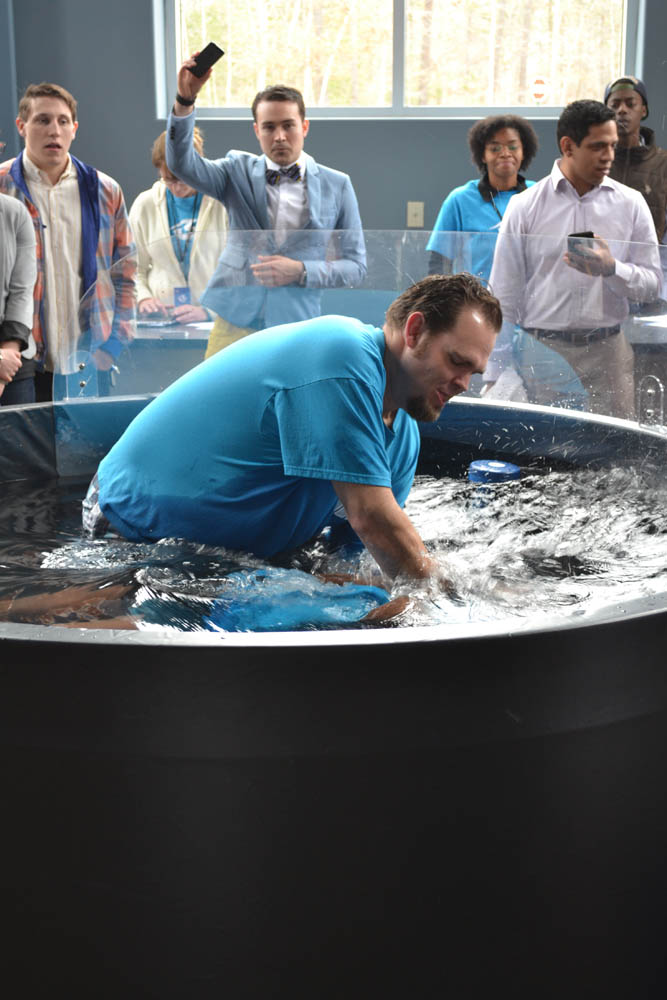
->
[171,52,213,118]
[166,55,231,201]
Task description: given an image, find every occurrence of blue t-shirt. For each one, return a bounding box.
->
[166,190,201,281]
[97,316,421,557]
[426,178,534,281]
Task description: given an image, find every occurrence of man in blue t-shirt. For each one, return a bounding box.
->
[89,274,500,583]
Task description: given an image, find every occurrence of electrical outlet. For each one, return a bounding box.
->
[407,201,424,228]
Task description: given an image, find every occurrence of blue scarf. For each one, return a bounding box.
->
[9,151,101,296]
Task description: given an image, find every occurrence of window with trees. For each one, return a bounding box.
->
[164,0,637,116]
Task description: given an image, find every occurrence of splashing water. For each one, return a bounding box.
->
[2,466,667,631]
[400,467,667,626]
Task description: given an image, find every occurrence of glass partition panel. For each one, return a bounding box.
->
[53,228,667,471]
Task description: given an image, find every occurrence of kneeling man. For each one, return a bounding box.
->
[87,274,500,584]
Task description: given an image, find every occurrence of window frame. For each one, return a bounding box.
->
[156,0,644,120]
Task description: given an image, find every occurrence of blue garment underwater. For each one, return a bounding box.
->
[133,567,390,632]
[204,568,390,632]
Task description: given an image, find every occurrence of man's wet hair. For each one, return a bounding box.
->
[18,82,77,122]
[557,100,616,148]
[386,273,502,335]
[251,85,306,121]
[468,114,539,173]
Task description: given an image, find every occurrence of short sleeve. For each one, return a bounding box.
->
[275,377,392,486]
[426,190,465,256]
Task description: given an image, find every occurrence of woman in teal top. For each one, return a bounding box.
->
[427,115,539,281]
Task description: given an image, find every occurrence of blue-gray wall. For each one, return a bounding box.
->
[7,0,667,229]
[0,0,18,159]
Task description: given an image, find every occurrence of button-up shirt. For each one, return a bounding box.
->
[486,159,661,379]
[265,154,309,249]
[23,153,83,372]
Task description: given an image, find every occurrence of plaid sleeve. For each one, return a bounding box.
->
[96,176,136,353]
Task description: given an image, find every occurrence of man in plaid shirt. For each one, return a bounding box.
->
[0,82,135,401]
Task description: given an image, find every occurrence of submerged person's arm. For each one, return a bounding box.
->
[332,480,444,583]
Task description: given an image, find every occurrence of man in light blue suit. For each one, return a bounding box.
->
[167,53,367,356]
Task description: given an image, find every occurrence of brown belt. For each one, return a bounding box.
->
[525,325,621,346]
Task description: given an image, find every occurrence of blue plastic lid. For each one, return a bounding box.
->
[468,459,521,484]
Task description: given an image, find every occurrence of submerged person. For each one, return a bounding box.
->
[0,570,407,631]
[129,128,228,324]
[426,115,539,281]
[84,274,500,591]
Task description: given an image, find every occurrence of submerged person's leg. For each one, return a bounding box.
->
[0,581,135,626]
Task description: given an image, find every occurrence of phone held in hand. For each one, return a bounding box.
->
[567,230,596,259]
[189,42,224,78]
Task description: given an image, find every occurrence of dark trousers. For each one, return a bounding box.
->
[0,377,36,406]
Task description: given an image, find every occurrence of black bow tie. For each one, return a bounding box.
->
[266,163,301,186]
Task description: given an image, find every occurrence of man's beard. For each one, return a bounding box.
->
[405,395,442,422]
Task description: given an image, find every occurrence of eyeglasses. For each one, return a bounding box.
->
[486,142,521,154]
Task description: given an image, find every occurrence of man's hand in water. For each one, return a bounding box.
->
[315,570,412,624]
[331,481,447,583]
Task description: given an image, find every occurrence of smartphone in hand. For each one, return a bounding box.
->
[567,230,596,260]
[189,42,224,78]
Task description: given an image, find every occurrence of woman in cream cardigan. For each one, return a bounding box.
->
[129,128,227,323]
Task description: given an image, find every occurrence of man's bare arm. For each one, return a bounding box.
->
[332,480,438,581]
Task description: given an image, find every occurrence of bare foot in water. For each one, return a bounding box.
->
[360,595,412,623]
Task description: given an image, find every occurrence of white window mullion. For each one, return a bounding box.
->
[393,0,405,113]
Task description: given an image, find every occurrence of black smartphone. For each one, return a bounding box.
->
[567,230,596,258]
[189,42,224,78]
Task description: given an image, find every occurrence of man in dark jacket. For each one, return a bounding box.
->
[604,76,667,241]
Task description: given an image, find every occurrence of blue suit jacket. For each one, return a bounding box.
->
[166,112,367,328]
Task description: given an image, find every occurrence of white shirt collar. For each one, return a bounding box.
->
[551,157,615,194]
[264,152,306,176]
[23,151,75,185]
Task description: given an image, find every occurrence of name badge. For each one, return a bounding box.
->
[174,287,191,306]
